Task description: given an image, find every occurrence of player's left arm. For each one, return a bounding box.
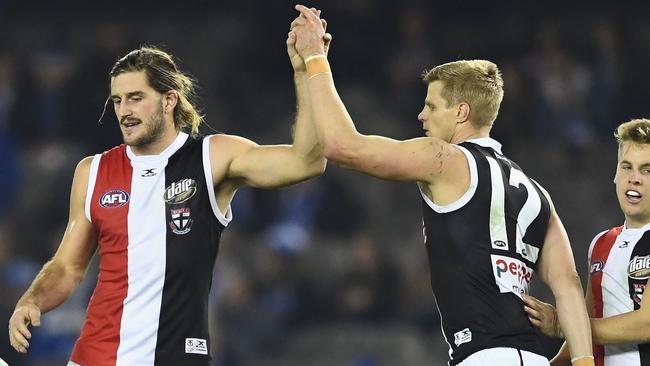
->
[211,134,325,189]
[207,21,327,190]
[536,207,594,364]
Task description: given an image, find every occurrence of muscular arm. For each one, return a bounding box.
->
[208,32,326,191]
[536,209,593,362]
[9,157,97,353]
[289,5,461,184]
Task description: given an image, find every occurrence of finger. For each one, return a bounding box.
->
[323,33,332,54]
[28,308,41,327]
[287,31,296,46]
[290,17,306,29]
[14,320,32,340]
[10,327,29,349]
[523,305,540,319]
[528,317,542,327]
[321,18,328,31]
[295,4,319,21]
[522,295,539,308]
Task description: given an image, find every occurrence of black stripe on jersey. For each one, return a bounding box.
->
[154,136,224,366]
[420,142,548,365]
[627,231,650,365]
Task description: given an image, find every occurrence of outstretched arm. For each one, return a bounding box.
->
[208,11,328,190]
[527,273,650,345]
[290,4,463,184]
[8,157,97,353]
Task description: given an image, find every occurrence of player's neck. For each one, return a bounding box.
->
[450,126,490,145]
[625,217,650,229]
[130,129,180,156]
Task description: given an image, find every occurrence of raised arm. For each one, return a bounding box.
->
[207,14,328,191]
[8,157,97,353]
[535,208,593,365]
[290,5,463,184]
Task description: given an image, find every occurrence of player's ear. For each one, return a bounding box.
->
[456,102,470,123]
[163,91,179,114]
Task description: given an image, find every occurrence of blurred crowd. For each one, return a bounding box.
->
[1,1,649,365]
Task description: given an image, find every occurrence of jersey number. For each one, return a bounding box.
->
[486,156,542,262]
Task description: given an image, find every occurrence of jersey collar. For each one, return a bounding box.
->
[465,137,503,154]
[126,132,189,162]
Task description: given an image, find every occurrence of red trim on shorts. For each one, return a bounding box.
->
[70,145,132,366]
[590,226,623,366]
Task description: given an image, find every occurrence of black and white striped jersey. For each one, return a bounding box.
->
[420,137,551,365]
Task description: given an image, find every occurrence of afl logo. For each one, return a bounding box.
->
[590,260,604,273]
[164,178,197,204]
[99,189,129,208]
[628,256,650,280]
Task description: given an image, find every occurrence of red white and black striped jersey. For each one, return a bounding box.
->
[420,138,551,365]
[68,132,231,366]
[589,223,650,366]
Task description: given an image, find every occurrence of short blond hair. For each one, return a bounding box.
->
[615,118,650,145]
[422,60,504,128]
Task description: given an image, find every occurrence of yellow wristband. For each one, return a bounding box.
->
[571,356,595,366]
[305,56,331,77]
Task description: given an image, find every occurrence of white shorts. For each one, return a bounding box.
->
[458,347,550,366]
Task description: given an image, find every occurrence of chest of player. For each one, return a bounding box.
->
[89,148,212,253]
[591,231,650,309]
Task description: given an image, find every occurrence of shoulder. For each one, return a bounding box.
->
[75,156,95,176]
[207,134,260,162]
[588,228,619,257]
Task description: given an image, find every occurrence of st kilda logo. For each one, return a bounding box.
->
[99,189,129,208]
[164,179,197,204]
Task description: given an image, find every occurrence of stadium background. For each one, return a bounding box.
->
[1,1,649,364]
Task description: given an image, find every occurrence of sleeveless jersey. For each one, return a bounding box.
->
[589,224,650,366]
[420,137,551,365]
[69,132,231,366]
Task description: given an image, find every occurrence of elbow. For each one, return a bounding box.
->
[322,139,357,165]
[308,157,327,178]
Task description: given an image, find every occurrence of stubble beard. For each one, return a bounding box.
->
[123,106,166,148]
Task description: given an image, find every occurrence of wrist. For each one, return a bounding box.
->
[304,55,331,78]
[16,293,39,309]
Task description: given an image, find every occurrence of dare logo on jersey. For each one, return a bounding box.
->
[628,255,650,280]
[99,189,129,208]
[164,178,197,204]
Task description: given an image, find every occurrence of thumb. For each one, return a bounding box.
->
[287,31,296,46]
[28,308,41,327]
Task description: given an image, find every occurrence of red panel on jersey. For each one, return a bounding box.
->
[589,226,622,366]
[71,145,132,366]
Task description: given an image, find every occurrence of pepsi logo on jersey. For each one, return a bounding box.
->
[164,178,197,204]
[494,257,533,284]
[491,254,534,298]
[99,189,130,208]
[628,255,650,280]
